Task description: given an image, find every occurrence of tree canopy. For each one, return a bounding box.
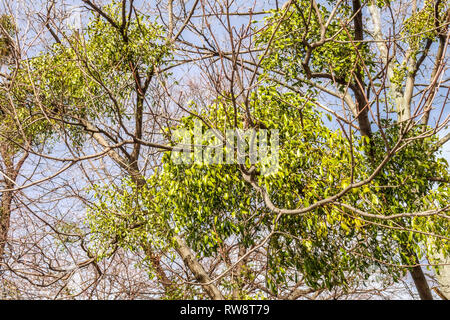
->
[0,0,449,300]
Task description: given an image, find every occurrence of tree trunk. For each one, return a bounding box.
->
[0,145,27,264]
[409,264,433,300]
[142,243,175,296]
[352,0,372,139]
[0,188,13,263]
[402,246,433,300]
[174,236,224,300]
